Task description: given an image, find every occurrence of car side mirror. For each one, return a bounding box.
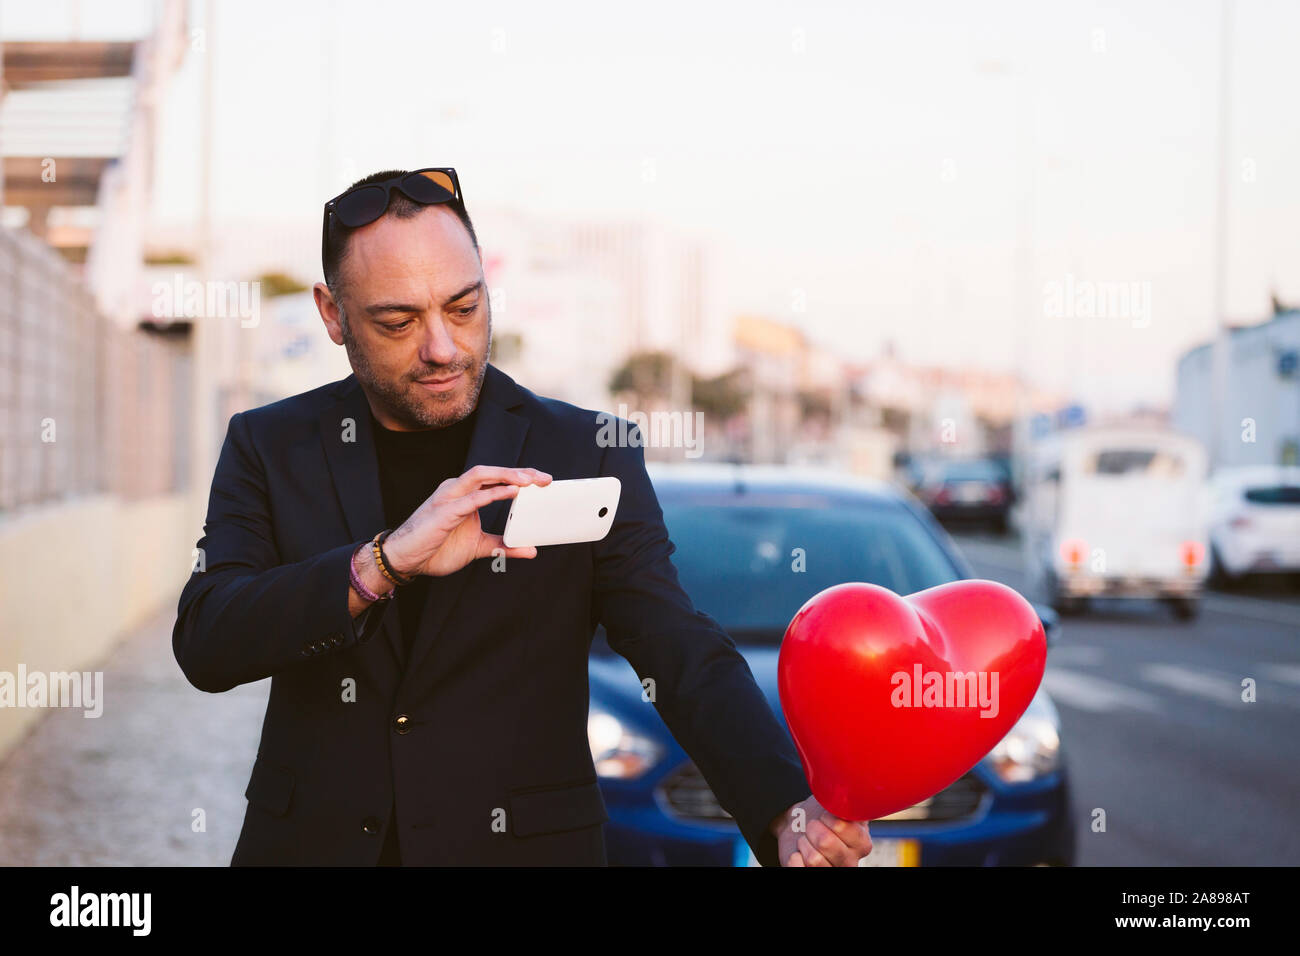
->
[1033,603,1061,648]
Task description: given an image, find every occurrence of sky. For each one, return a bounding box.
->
[4,0,1299,412]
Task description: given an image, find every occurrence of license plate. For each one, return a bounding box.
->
[739,837,920,866]
[859,838,920,866]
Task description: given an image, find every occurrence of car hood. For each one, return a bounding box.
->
[590,643,789,732]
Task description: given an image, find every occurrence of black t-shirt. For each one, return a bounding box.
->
[371,406,479,658]
[370,404,478,866]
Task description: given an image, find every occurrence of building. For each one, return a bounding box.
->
[850,346,1071,459]
[471,208,718,413]
[1174,308,1300,468]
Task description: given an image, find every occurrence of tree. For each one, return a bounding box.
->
[490,332,524,364]
[797,388,832,422]
[609,350,677,401]
[256,272,310,297]
[692,367,750,419]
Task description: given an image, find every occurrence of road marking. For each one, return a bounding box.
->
[1138,664,1247,707]
[1259,664,1300,689]
[1203,593,1300,628]
[1042,668,1162,714]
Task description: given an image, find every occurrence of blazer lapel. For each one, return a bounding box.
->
[399,363,532,691]
[318,376,404,677]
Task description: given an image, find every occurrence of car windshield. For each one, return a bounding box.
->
[1087,447,1185,478]
[935,461,1004,482]
[659,492,961,642]
[1244,485,1300,505]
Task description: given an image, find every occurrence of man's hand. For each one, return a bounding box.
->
[384,465,552,578]
[769,794,872,867]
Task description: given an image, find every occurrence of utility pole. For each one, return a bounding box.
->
[1209,0,1234,471]
[192,0,218,498]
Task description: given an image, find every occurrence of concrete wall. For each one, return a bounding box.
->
[0,493,195,760]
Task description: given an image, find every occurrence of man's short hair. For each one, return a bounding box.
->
[322,168,480,298]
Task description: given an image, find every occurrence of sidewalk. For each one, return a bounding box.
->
[0,609,269,865]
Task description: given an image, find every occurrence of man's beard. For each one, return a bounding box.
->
[341,310,492,430]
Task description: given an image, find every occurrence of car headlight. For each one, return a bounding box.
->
[984,689,1062,783]
[588,710,664,779]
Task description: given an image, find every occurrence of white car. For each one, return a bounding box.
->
[1022,426,1210,619]
[1208,466,1300,583]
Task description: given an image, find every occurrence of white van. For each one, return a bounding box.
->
[1022,426,1210,620]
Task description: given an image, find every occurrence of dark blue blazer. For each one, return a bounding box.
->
[173,363,810,865]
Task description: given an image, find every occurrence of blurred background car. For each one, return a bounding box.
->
[588,463,1074,867]
[915,457,1016,534]
[1021,426,1210,620]
[891,450,928,495]
[1207,465,1300,586]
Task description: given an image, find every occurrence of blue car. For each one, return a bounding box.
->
[588,463,1076,866]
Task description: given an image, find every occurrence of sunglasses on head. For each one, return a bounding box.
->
[321,167,462,277]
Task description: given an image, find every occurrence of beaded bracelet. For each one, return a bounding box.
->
[350,543,393,603]
[372,530,415,587]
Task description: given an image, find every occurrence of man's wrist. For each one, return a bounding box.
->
[381,526,419,578]
[353,542,394,599]
[769,791,813,836]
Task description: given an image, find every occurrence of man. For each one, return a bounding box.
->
[173,167,872,866]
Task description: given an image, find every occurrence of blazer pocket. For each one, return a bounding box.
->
[244,757,296,817]
[508,778,609,838]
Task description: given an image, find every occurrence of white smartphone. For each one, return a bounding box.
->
[502,476,622,548]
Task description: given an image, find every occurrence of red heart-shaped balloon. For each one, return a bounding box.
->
[778,579,1046,822]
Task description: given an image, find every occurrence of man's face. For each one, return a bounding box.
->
[314,205,491,430]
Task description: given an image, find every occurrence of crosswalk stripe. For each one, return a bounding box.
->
[1260,664,1300,687]
[1042,668,1162,714]
[1139,664,1246,707]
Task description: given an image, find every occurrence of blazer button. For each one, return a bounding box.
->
[362,817,381,835]
[394,715,411,735]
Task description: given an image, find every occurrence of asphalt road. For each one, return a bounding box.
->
[947,528,1300,866]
